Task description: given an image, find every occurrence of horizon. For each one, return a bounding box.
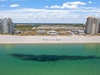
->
[0,0,100,23]
[14,23,83,24]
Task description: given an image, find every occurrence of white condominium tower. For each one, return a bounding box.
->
[2,17,14,34]
[0,19,3,33]
[85,16,100,34]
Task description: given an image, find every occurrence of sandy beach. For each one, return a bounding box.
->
[0,35,100,44]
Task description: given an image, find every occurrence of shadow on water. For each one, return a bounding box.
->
[9,54,100,62]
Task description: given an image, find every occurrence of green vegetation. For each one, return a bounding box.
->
[14,25,33,31]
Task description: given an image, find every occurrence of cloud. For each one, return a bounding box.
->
[88,1,92,4]
[66,1,86,5]
[46,1,86,9]
[50,5,60,9]
[10,4,19,7]
[0,5,4,7]
[0,7,100,23]
[44,6,49,8]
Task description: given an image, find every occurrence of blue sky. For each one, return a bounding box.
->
[0,0,100,23]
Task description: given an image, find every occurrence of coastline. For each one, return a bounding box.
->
[0,35,100,44]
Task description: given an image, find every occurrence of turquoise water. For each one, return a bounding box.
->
[0,44,100,75]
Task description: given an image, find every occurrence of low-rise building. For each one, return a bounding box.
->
[14,30,21,34]
[77,30,85,35]
[37,30,46,34]
[47,30,58,35]
[72,30,85,35]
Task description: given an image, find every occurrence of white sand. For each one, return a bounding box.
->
[0,35,100,44]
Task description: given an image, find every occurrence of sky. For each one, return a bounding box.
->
[0,0,100,23]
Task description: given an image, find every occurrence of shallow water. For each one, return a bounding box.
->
[0,44,100,75]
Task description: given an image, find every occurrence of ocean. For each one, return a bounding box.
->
[0,44,100,75]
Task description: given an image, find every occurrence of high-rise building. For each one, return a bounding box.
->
[2,17,14,34]
[2,18,9,33]
[0,19,3,33]
[7,18,14,34]
[85,16,100,34]
[99,18,100,33]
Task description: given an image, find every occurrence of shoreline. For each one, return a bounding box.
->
[0,35,100,44]
[0,42,100,44]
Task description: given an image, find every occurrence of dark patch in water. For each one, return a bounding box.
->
[9,54,100,62]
